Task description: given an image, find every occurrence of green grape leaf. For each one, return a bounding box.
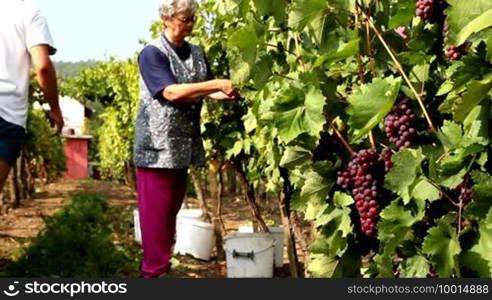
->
[304,86,327,138]
[454,77,492,122]
[314,39,360,67]
[412,179,441,203]
[422,218,462,278]
[462,102,490,147]
[310,232,335,254]
[378,201,415,246]
[331,0,356,13]
[446,0,492,45]
[466,171,492,221]
[488,33,492,62]
[252,55,273,90]
[377,200,417,277]
[253,0,271,15]
[315,205,353,237]
[347,76,402,140]
[279,146,311,169]
[388,0,415,29]
[462,208,492,277]
[437,120,463,151]
[379,200,417,230]
[227,25,258,85]
[222,0,252,18]
[400,256,430,278]
[384,149,424,204]
[273,86,326,143]
[456,8,492,45]
[373,254,395,278]
[333,192,354,208]
[301,162,335,220]
[438,168,467,189]
[253,0,286,25]
[288,0,329,32]
[290,191,305,212]
[242,110,257,134]
[272,89,306,143]
[308,254,340,278]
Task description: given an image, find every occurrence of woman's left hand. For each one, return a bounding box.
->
[208,91,241,101]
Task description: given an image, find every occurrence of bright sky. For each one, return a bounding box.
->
[30,0,160,62]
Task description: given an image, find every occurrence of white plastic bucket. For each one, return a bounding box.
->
[174,219,215,261]
[133,209,142,243]
[177,208,204,219]
[176,209,204,235]
[238,226,285,268]
[224,233,275,278]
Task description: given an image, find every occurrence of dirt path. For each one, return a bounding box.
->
[0,180,292,278]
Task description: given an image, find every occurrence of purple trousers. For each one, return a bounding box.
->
[136,167,188,278]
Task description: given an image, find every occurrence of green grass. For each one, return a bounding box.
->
[3,194,142,278]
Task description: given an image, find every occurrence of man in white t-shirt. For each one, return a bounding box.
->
[0,0,64,192]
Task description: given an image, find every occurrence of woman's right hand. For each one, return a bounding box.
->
[216,79,239,96]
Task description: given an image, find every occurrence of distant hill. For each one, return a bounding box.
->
[54,60,99,78]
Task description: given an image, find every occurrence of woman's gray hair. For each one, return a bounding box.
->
[158,0,198,18]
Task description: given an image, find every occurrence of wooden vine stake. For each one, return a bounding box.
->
[361,10,436,132]
[330,122,356,156]
[354,7,377,152]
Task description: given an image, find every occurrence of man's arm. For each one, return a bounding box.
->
[29,45,64,132]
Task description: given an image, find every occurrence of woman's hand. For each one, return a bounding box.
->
[208,91,241,101]
[215,79,240,97]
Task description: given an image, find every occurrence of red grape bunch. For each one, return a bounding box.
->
[337,149,386,237]
[380,148,394,172]
[384,98,418,150]
[445,45,466,61]
[416,0,436,22]
[443,16,467,61]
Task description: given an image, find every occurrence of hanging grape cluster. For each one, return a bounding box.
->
[337,150,388,237]
[445,45,466,60]
[416,0,436,22]
[380,148,394,172]
[443,11,467,60]
[384,98,418,150]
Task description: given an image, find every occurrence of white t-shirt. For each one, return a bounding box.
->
[0,0,56,128]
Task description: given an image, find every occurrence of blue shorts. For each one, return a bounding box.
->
[0,116,26,166]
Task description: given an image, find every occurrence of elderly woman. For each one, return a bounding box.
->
[134,0,239,278]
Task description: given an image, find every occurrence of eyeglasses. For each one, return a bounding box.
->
[172,15,196,24]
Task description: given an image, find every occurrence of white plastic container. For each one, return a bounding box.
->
[174,208,206,254]
[133,209,142,243]
[176,209,204,234]
[238,226,285,268]
[177,208,204,220]
[174,219,215,261]
[224,233,276,278]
